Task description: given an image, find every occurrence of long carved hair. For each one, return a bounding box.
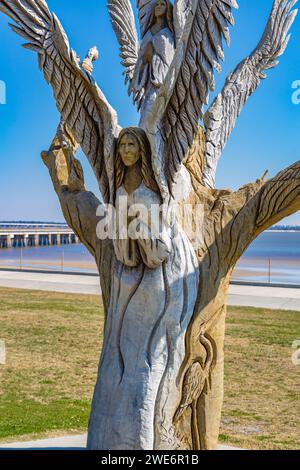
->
[147,0,174,35]
[115,127,160,198]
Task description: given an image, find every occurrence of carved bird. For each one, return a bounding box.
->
[82,46,99,74]
[174,329,214,449]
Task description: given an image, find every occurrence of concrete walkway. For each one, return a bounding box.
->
[0,270,101,295]
[0,269,300,311]
[0,434,240,450]
[229,284,300,311]
[0,434,87,450]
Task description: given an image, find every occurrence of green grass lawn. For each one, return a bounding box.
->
[0,287,299,449]
[221,305,300,449]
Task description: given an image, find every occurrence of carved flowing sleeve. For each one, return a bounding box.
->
[59,190,102,260]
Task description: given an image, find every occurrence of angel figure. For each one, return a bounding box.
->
[112,127,173,269]
[42,120,199,450]
[1,0,299,451]
[131,0,175,123]
[108,0,191,126]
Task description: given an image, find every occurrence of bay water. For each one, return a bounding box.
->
[0,231,300,284]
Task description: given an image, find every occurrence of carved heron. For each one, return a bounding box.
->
[174,329,214,449]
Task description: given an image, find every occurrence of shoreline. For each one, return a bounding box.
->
[1,232,300,284]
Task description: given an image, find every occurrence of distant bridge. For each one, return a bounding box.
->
[0,224,79,249]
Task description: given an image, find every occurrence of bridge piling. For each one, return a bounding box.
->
[0,225,80,249]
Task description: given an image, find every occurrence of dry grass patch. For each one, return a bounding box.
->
[221,306,300,450]
[0,287,103,440]
[0,287,299,448]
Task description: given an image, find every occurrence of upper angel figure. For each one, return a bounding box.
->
[131,1,175,125]
[109,0,205,128]
[0,0,297,204]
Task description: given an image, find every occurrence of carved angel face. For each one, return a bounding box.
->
[154,0,167,18]
[148,0,174,35]
[115,128,160,197]
[119,133,141,167]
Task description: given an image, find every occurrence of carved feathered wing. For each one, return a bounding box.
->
[202,0,298,189]
[145,0,238,197]
[107,0,139,93]
[173,0,195,43]
[0,0,120,202]
[137,0,156,38]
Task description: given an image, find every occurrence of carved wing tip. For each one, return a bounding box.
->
[107,0,139,91]
[22,43,43,53]
[200,0,298,191]
[277,34,291,58]
[289,7,298,23]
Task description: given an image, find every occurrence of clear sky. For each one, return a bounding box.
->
[0,0,300,223]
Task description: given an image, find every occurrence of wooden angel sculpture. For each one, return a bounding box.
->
[1,0,299,450]
[108,0,176,125]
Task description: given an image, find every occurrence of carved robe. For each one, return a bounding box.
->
[45,143,300,450]
[133,27,175,127]
[113,182,172,268]
[87,182,199,450]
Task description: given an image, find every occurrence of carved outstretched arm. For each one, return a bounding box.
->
[254,161,300,235]
[209,160,300,273]
[41,122,102,258]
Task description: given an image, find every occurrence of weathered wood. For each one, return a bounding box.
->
[1,0,298,451]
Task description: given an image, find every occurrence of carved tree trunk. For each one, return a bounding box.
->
[172,159,300,450]
[1,0,298,451]
[43,139,300,450]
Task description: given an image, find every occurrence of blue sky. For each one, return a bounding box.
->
[0,0,300,223]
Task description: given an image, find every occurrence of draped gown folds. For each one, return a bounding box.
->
[133,27,175,128]
[87,183,199,450]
